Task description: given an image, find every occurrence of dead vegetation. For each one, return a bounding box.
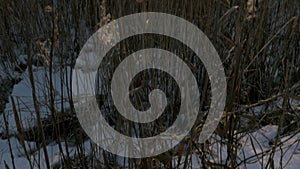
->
[0,0,299,168]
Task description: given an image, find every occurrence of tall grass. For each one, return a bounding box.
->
[0,0,299,168]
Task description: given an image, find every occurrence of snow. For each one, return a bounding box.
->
[18,55,28,65]
[0,136,91,169]
[0,66,72,134]
[239,125,300,169]
[1,64,300,168]
[171,125,300,169]
[173,153,202,168]
[0,138,32,169]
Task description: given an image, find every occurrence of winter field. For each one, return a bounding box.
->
[0,0,299,168]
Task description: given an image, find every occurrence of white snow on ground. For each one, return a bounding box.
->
[0,136,91,169]
[0,66,89,168]
[0,66,71,134]
[0,138,32,169]
[239,125,300,169]
[1,65,300,168]
[173,125,300,169]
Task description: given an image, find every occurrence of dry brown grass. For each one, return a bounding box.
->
[0,0,299,168]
